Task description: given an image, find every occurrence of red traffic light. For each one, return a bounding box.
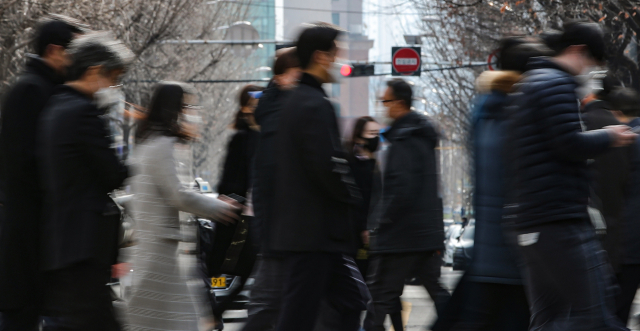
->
[340,64,353,77]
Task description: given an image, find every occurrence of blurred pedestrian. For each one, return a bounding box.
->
[345,116,381,276]
[210,84,264,327]
[0,17,82,331]
[363,78,450,331]
[433,39,553,331]
[607,88,640,325]
[270,23,369,331]
[218,85,263,197]
[581,74,629,272]
[242,47,300,331]
[345,117,406,331]
[125,82,240,331]
[37,32,132,331]
[505,22,635,331]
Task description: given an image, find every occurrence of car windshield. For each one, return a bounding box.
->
[462,226,475,240]
[449,225,462,238]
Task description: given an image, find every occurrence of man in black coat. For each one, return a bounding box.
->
[363,79,450,331]
[607,88,640,325]
[505,22,636,331]
[242,47,300,331]
[0,18,81,331]
[270,23,369,331]
[582,77,630,273]
[37,33,132,331]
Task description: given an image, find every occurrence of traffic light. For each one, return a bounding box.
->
[340,64,353,77]
[340,64,375,77]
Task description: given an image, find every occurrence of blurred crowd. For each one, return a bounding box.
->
[1,13,640,331]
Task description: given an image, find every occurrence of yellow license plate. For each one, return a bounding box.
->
[211,277,226,288]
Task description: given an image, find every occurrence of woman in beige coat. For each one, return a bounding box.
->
[125,82,238,331]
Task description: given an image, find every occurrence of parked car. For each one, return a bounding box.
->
[452,224,475,271]
[209,274,251,310]
[443,218,455,232]
[443,223,463,266]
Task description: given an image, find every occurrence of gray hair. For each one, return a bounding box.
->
[66,31,135,81]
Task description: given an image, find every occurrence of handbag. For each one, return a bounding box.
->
[198,216,257,277]
[112,194,137,248]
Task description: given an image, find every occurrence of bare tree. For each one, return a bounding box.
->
[407,0,640,217]
[0,0,260,185]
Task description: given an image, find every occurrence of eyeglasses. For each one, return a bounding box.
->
[380,99,398,104]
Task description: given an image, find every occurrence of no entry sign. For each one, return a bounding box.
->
[392,47,421,76]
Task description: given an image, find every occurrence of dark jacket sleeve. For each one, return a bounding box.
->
[381,140,421,222]
[78,111,128,192]
[537,79,611,161]
[296,101,351,203]
[218,132,249,196]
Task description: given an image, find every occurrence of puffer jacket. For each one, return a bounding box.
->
[370,111,444,253]
[504,57,612,228]
[467,71,523,284]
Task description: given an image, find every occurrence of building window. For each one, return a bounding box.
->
[332,13,340,26]
[332,83,341,97]
[332,101,341,117]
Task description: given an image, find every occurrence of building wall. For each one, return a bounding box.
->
[282,0,331,41]
[279,0,373,134]
[331,0,373,134]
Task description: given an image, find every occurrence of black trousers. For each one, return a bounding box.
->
[0,304,39,331]
[363,251,451,331]
[41,260,120,331]
[616,264,640,325]
[242,256,286,331]
[442,280,529,331]
[515,219,626,331]
[276,252,370,331]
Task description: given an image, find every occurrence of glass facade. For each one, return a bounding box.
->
[247,0,276,81]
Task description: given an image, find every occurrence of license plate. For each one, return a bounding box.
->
[211,277,226,288]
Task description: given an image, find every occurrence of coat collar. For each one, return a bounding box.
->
[55,84,94,104]
[525,57,575,76]
[383,111,430,141]
[24,54,64,85]
[299,73,326,96]
[582,99,611,114]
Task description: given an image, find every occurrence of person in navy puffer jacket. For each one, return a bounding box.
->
[505,22,637,331]
[432,40,552,331]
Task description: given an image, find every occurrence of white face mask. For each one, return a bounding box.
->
[575,67,605,100]
[94,85,123,110]
[326,62,344,84]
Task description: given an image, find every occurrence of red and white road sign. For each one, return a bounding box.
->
[392,47,421,76]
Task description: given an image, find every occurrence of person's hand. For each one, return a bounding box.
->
[216,195,242,225]
[361,230,370,246]
[606,125,637,147]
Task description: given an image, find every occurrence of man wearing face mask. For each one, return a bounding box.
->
[37,32,133,331]
[242,47,301,331]
[581,74,630,276]
[505,22,636,330]
[363,79,450,331]
[270,23,369,331]
[0,16,83,331]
